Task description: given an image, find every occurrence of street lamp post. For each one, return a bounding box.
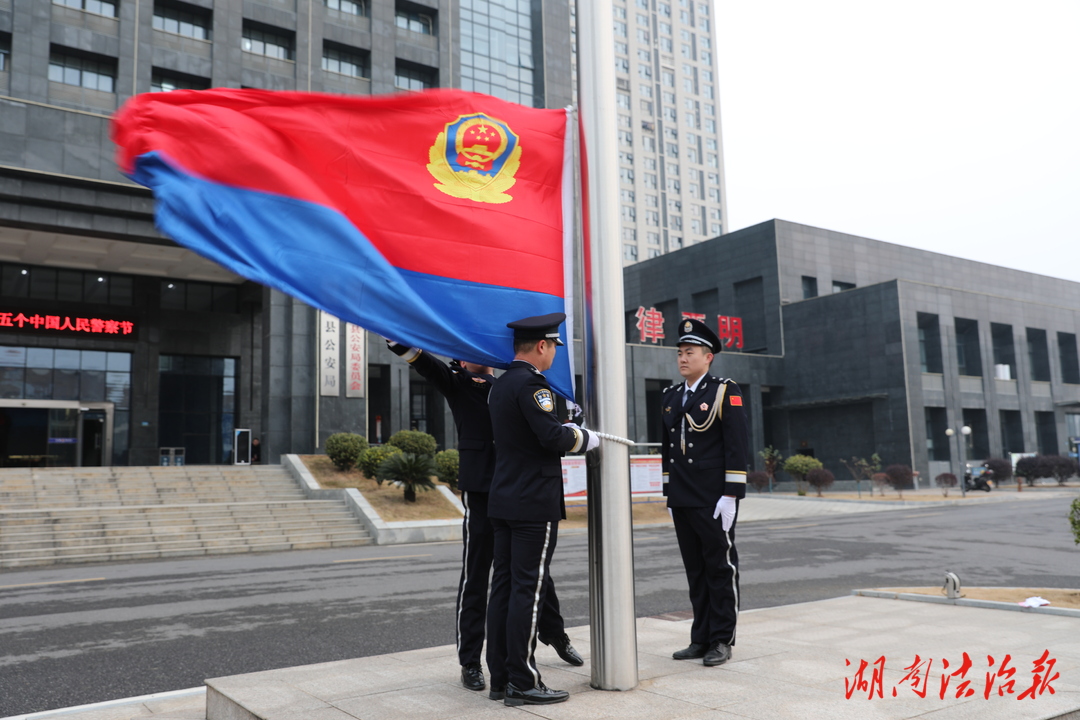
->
[945,425,972,498]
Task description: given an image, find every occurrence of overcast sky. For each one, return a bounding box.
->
[714,0,1080,282]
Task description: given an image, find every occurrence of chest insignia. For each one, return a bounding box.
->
[700,402,709,412]
[472,376,487,384]
[534,389,554,412]
[664,406,672,414]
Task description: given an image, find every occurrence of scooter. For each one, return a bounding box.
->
[963,472,993,492]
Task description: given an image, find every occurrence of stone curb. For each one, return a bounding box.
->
[852,589,1080,618]
[0,687,204,720]
[281,455,462,546]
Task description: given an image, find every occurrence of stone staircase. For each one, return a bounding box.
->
[0,465,371,569]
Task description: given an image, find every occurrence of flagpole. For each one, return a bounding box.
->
[576,0,638,692]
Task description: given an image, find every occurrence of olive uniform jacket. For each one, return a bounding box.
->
[660,374,750,507]
[488,360,590,523]
[404,350,496,493]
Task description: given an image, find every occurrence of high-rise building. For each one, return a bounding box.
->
[605,0,728,264]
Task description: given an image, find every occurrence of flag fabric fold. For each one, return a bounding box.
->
[112,88,576,399]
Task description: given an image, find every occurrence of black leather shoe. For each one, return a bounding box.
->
[672,642,708,660]
[539,633,584,666]
[504,682,569,706]
[703,642,732,666]
[488,684,506,701]
[461,663,485,691]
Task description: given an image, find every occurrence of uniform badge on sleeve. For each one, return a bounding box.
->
[729,395,743,406]
[534,389,554,412]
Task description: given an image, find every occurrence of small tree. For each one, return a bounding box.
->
[325,433,369,471]
[871,472,890,496]
[1049,455,1080,486]
[358,444,403,479]
[935,472,958,497]
[805,467,835,497]
[983,457,1013,487]
[883,464,914,500]
[1015,455,1053,487]
[376,452,440,502]
[840,454,882,497]
[747,470,770,493]
[783,454,823,496]
[1070,497,1080,545]
[435,449,460,491]
[758,446,784,493]
[387,430,438,457]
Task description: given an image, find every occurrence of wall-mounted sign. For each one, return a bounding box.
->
[0,309,136,338]
[319,311,340,397]
[345,323,365,398]
[634,306,744,350]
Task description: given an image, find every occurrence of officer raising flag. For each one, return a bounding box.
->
[486,312,598,706]
[661,318,749,668]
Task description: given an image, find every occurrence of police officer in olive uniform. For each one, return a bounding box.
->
[486,312,598,706]
[385,342,582,694]
[661,318,749,667]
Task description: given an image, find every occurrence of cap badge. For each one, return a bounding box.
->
[534,389,554,412]
[683,321,692,332]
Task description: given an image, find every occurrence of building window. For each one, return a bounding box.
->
[151,69,210,92]
[643,173,657,188]
[658,36,672,52]
[619,151,634,165]
[613,6,627,19]
[645,210,659,226]
[158,355,238,465]
[1058,332,1080,384]
[620,131,634,147]
[659,21,672,35]
[955,317,982,376]
[991,323,1016,380]
[152,2,211,40]
[1000,410,1024,454]
[658,2,671,16]
[396,3,436,35]
[622,227,636,242]
[666,178,680,192]
[917,313,943,373]
[615,41,628,55]
[0,263,133,305]
[709,223,721,234]
[395,60,436,90]
[831,280,855,293]
[648,248,661,259]
[617,92,630,109]
[670,215,682,230]
[623,244,638,261]
[615,58,629,73]
[1026,327,1051,382]
[622,205,636,221]
[647,231,660,245]
[0,37,9,72]
[619,167,635,183]
[638,63,652,79]
[326,0,366,15]
[48,50,116,92]
[620,189,636,202]
[242,24,294,60]
[614,21,627,36]
[1036,411,1058,455]
[160,280,239,313]
[53,0,117,18]
[323,43,369,78]
[801,276,818,299]
[670,235,683,249]
[636,12,649,26]
[925,407,950,461]
[662,70,675,87]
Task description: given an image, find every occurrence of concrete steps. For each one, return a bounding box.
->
[0,465,371,568]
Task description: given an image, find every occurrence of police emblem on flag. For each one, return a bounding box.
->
[428,113,521,204]
[534,389,554,412]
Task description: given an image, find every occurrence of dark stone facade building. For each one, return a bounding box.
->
[622,219,1080,482]
[0,0,572,467]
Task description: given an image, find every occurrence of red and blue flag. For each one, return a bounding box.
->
[112,88,577,398]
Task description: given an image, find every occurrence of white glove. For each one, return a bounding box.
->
[585,430,600,452]
[668,507,674,521]
[713,496,737,532]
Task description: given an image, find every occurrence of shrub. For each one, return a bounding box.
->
[983,457,1012,485]
[387,430,438,457]
[883,464,914,499]
[376,452,439,502]
[805,467,835,496]
[1015,455,1052,486]
[1049,455,1079,486]
[935,472,957,497]
[324,433,369,471]
[758,446,783,488]
[747,470,770,493]
[783,454,823,495]
[358,444,403,478]
[871,472,890,496]
[435,449,460,491]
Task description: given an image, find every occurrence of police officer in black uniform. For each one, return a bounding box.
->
[485,312,598,706]
[661,318,749,667]
[385,340,582,694]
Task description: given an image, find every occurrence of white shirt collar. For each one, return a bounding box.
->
[684,374,707,394]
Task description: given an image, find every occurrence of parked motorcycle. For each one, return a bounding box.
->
[963,469,993,492]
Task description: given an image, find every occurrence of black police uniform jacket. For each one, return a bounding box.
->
[405,351,496,493]
[488,360,588,523]
[661,374,749,506]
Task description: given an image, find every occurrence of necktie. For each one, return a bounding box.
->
[683,386,692,409]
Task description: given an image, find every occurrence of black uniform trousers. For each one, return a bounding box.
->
[672,504,740,646]
[486,517,560,690]
[457,493,565,667]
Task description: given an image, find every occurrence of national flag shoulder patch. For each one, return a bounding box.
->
[729,395,743,407]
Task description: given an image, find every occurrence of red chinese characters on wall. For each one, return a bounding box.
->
[0,311,135,336]
[635,307,744,349]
